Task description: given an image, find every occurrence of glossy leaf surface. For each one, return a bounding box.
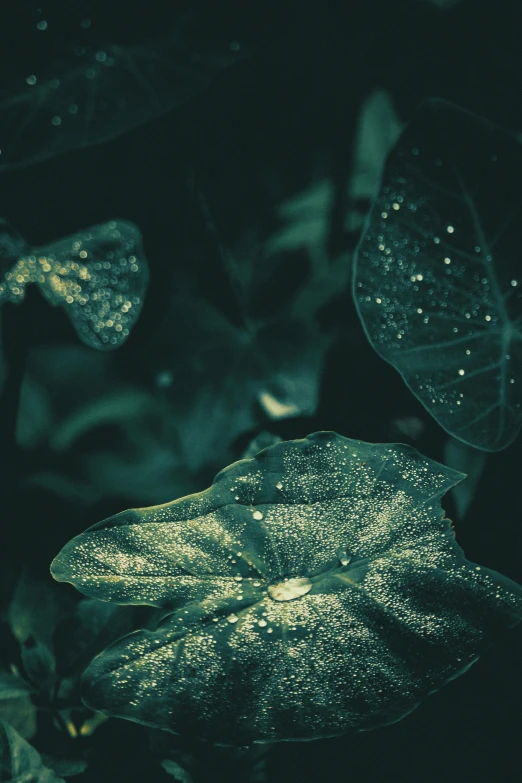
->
[51,432,522,744]
[353,99,522,451]
[0,220,148,350]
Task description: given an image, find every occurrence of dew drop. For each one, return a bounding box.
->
[258,619,267,627]
[268,577,313,602]
[252,510,263,520]
[227,614,239,624]
[336,547,352,567]
[276,481,283,490]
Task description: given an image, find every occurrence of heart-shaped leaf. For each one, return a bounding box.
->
[353,99,522,451]
[1,220,148,350]
[51,432,522,744]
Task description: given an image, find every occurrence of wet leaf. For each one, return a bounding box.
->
[353,99,522,451]
[51,432,522,744]
[1,219,148,350]
[0,721,65,782]
[0,21,247,172]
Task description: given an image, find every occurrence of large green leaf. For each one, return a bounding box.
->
[0,721,65,783]
[51,432,522,744]
[1,220,148,350]
[0,17,247,172]
[353,99,522,451]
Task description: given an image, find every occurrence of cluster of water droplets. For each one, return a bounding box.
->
[0,220,148,350]
[354,102,522,449]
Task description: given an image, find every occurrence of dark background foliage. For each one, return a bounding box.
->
[0,1,521,781]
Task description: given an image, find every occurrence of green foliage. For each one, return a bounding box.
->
[51,432,522,745]
[0,721,65,783]
[0,673,36,740]
[354,99,522,451]
[0,8,249,172]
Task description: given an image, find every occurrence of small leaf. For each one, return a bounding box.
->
[1,220,148,351]
[20,639,56,691]
[353,99,522,451]
[43,758,88,779]
[51,432,522,744]
[0,721,65,782]
[155,297,330,471]
[8,569,70,647]
[160,759,194,783]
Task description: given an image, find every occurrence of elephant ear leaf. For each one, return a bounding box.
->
[51,432,522,745]
[353,98,522,451]
[0,721,65,783]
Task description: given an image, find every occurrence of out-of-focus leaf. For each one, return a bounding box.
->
[0,721,65,782]
[155,297,331,472]
[52,432,522,745]
[19,640,56,691]
[8,571,73,690]
[0,19,248,172]
[353,99,522,451]
[55,598,133,680]
[0,674,32,703]
[16,378,53,449]
[241,432,282,459]
[350,90,403,211]
[41,758,88,779]
[8,570,70,648]
[0,673,36,740]
[444,436,488,518]
[50,391,159,453]
[1,220,148,351]
[266,92,401,254]
[160,760,194,783]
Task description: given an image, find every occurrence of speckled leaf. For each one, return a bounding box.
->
[52,433,522,745]
[0,721,65,783]
[353,99,522,451]
[51,432,522,744]
[1,220,148,350]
